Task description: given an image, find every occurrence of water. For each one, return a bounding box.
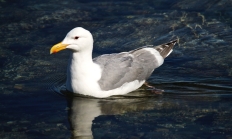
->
[0,0,232,139]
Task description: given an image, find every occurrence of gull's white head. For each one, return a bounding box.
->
[50,27,93,54]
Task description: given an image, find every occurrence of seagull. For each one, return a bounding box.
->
[50,27,177,98]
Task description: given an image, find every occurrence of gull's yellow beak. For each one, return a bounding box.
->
[50,42,69,54]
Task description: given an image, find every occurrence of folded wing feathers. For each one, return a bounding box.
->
[154,40,177,58]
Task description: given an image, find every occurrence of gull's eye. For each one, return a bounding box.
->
[74,36,79,40]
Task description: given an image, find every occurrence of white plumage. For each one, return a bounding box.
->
[50,27,176,98]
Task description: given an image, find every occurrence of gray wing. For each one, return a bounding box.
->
[93,40,177,91]
[93,49,159,91]
[154,39,177,58]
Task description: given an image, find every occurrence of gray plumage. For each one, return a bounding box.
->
[154,39,177,58]
[93,40,177,91]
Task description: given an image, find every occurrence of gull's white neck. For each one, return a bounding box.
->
[70,49,93,67]
[67,49,94,82]
[66,48,102,95]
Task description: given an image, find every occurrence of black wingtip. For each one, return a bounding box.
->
[154,39,178,58]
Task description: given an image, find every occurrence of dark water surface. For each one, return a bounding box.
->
[1,0,232,139]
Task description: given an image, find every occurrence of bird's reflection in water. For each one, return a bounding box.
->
[63,89,160,139]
